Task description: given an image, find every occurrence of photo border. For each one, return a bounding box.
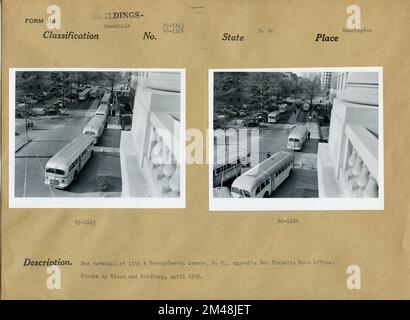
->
[208,67,384,211]
[9,67,186,209]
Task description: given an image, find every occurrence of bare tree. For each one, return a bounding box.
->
[301,76,322,106]
[249,73,272,113]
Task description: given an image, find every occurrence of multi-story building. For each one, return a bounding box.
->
[120,71,182,198]
[320,72,333,92]
[317,72,380,199]
[300,72,320,80]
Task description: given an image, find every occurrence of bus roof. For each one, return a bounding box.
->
[83,115,106,133]
[288,125,308,139]
[79,88,91,95]
[46,135,94,170]
[96,104,109,114]
[232,151,293,190]
[213,146,248,168]
[101,92,111,103]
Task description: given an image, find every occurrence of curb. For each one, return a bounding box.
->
[15,139,32,153]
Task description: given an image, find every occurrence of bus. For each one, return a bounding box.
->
[287,125,309,151]
[44,135,94,189]
[90,87,98,98]
[268,111,281,123]
[303,103,310,111]
[100,92,111,105]
[83,115,106,144]
[79,88,91,101]
[279,103,288,113]
[213,147,249,187]
[231,151,294,198]
[95,104,109,127]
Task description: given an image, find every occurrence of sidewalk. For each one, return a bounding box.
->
[301,122,320,139]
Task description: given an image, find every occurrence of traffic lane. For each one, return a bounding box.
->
[299,138,319,154]
[96,128,121,148]
[277,104,296,124]
[64,152,122,195]
[16,125,87,158]
[17,108,91,158]
[296,109,319,123]
[249,127,292,163]
[243,126,319,166]
[270,168,318,198]
[69,98,96,110]
[15,157,54,197]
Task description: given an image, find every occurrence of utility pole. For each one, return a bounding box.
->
[24,111,29,142]
[69,73,73,104]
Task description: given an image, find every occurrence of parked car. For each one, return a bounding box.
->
[42,106,59,115]
[245,120,259,127]
[253,112,268,122]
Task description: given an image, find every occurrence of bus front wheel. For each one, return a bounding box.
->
[263,192,270,198]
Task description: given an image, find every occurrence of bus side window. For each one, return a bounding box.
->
[256,186,260,195]
[266,179,270,185]
[261,181,265,189]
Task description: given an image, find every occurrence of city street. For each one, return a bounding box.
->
[222,107,320,198]
[14,97,122,198]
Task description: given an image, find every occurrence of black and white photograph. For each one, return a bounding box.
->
[9,68,185,208]
[209,68,383,211]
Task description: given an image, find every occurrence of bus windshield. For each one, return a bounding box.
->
[46,167,65,175]
[289,138,300,142]
[231,187,251,197]
[84,131,96,136]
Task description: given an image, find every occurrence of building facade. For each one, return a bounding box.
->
[317,72,380,198]
[320,72,333,92]
[120,71,182,198]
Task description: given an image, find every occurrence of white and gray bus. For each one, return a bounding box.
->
[44,135,94,189]
[287,125,309,151]
[100,92,111,105]
[231,151,294,198]
[213,147,249,187]
[303,102,310,111]
[95,104,109,127]
[79,88,91,101]
[268,111,281,123]
[83,115,106,144]
[279,103,288,113]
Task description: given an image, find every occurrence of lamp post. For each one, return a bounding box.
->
[25,112,29,142]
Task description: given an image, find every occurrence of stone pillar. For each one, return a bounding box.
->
[318,71,380,198]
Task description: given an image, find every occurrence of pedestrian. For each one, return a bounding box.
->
[267,151,271,158]
[307,131,311,139]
